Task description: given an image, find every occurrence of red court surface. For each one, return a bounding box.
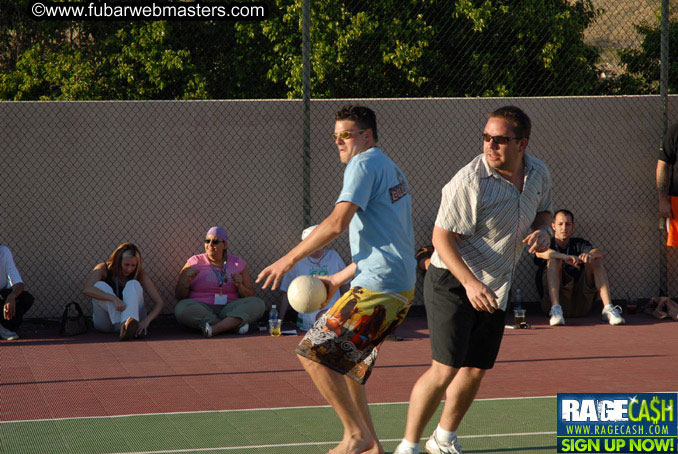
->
[1,310,677,422]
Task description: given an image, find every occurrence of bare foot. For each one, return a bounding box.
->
[360,441,384,454]
[328,437,374,454]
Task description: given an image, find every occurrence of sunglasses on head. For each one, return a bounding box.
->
[204,239,224,245]
[332,129,365,141]
[482,133,522,145]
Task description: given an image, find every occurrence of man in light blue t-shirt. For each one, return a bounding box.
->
[258,105,416,454]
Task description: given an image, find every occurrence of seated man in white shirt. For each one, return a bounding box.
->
[0,245,34,340]
[279,225,348,331]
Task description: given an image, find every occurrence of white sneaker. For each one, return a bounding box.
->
[602,305,625,325]
[237,322,249,334]
[201,322,213,337]
[393,444,418,454]
[549,305,565,326]
[425,431,463,454]
[0,324,19,340]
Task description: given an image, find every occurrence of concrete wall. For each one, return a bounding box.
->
[0,96,673,318]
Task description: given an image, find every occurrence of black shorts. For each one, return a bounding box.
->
[424,264,506,369]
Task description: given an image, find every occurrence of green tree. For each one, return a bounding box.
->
[263,0,603,98]
[615,19,678,94]
[1,0,605,99]
[422,0,602,96]
[164,18,284,99]
[263,0,433,98]
[0,19,211,100]
[0,0,281,100]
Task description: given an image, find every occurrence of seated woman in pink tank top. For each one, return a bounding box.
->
[174,227,265,337]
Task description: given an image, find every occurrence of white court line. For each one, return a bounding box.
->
[106,432,557,454]
[0,395,556,424]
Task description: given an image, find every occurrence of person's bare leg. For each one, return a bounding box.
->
[297,355,374,454]
[546,259,562,307]
[587,259,612,307]
[209,316,242,335]
[402,360,458,443]
[438,367,485,431]
[344,376,383,454]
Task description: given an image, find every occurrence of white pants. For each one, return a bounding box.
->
[91,280,146,333]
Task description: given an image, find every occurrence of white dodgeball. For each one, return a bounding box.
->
[287,275,327,313]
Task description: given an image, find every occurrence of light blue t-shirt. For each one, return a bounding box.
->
[336,147,416,293]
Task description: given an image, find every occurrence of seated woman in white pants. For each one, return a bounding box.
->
[83,243,166,340]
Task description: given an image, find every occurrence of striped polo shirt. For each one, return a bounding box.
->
[430,153,552,310]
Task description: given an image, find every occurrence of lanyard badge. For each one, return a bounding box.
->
[212,260,229,305]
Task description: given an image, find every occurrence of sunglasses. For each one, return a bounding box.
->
[204,239,224,245]
[332,129,365,141]
[482,133,523,145]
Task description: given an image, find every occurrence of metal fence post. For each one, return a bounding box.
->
[302,0,312,229]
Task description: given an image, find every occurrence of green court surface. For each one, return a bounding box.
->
[0,396,556,454]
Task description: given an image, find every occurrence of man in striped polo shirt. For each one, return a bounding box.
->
[395,106,553,454]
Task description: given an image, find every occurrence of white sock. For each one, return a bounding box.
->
[397,439,419,452]
[436,425,457,444]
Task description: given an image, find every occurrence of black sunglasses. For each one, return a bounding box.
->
[482,133,523,145]
[204,239,224,245]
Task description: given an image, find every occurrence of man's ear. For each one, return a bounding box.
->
[519,137,529,152]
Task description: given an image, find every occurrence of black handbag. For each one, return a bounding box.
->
[59,302,88,336]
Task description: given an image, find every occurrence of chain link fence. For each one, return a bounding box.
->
[0,0,674,320]
[0,95,670,320]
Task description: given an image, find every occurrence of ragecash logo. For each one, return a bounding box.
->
[557,393,677,453]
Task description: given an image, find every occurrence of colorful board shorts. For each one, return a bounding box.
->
[295,286,414,384]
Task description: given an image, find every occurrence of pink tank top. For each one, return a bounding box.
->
[186,253,246,305]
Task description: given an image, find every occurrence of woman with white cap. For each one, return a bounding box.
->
[174,226,265,337]
[279,225,348,331]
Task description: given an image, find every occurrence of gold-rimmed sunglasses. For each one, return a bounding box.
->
[332,129,365,141]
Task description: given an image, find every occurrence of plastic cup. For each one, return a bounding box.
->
[269,319,282,337]
[514,309,526,327]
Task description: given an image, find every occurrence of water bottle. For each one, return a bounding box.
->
[514,289,522,311]
[269,305,280,337]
